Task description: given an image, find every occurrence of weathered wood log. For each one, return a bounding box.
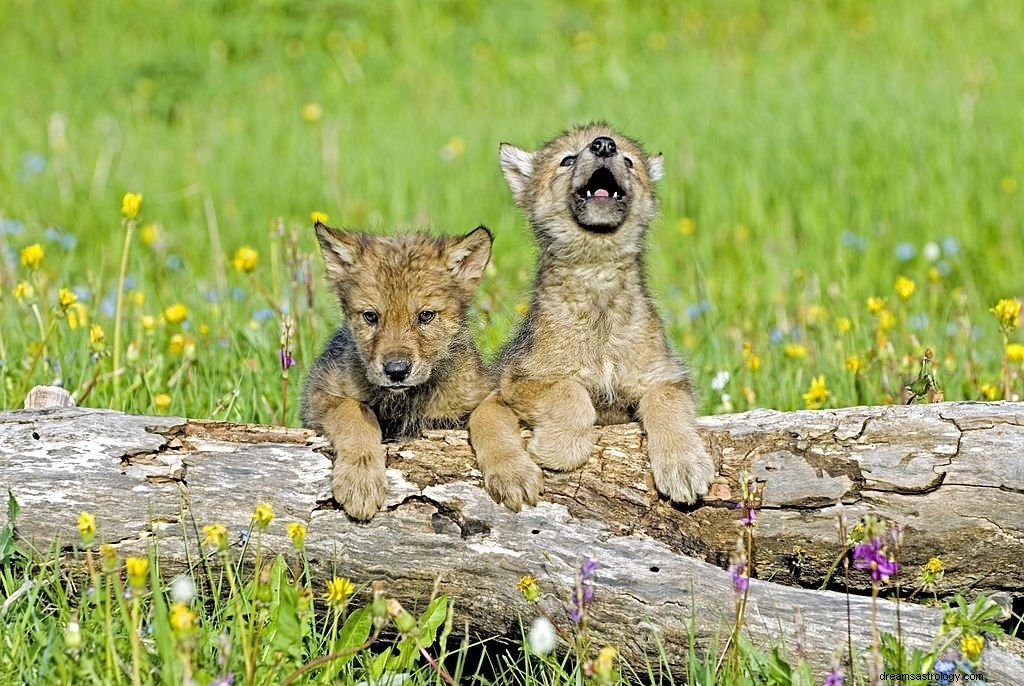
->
[1,403,1022,681]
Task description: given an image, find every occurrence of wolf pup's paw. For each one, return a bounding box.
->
[483,451,544,512]
[648,438,715,505]
[526,422,596,472]
[331,454,388,521]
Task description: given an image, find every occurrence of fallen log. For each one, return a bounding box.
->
[1,402,1022,680]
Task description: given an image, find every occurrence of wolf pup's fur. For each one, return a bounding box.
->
[469,123,716,510]
[302,222,494,520]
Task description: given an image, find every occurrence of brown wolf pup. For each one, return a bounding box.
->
[301,222,494,521]
[469,123,715,510]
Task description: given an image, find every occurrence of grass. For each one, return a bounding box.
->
[1,1,1022,682]
[1,0,1022,420]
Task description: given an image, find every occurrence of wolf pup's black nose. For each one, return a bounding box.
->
[589,136,617,158]
[383,358,412,382]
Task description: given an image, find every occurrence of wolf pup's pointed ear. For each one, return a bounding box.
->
[648,153,665,182]
[314,222,360,283]
[447,226,493,285]
[499,143,535,204]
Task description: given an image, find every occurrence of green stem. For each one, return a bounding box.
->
[112,220,135,397]
[130,595,142,686]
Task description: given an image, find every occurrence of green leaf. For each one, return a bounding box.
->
[264,555,304,664]
[7,489,19,523]
[417,595,448,647]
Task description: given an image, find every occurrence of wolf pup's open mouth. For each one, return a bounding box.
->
[572,166,628,232]
[576,167,625,201]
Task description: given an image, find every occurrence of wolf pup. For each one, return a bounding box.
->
[469,123,715,510]
[302,222,494,521]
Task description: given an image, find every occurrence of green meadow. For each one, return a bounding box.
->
[2,0,1022,420]
[1,1,1022,683]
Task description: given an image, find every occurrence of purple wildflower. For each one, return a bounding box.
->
[823,670,844,686]
[580,557,598,580]
[582,583,595,603]
[728,557,749,594]
[279,348,295,370]
[569,557,598,624]
[739,505,758,527]
[211,675,235,686]
[852,537,899,582]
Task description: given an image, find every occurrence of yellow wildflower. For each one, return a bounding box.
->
[783,343,808,359]
[99,543,119,572]
[866,296,886,314]
[310,211,330,225]
[804,304,825,324]
[130,290,145,306]
[231,246,259,273]
[894,275,915,300]
[877,309,897,332]
[927,266,941,283]
[593,646,618,681]
[742,341,762,372]
[140,314,156,332]
[835,316,851,334]
[168,333,185,355]
[979,383,998,401]
[153,393,172,411]
[324,576,355,608]
[845,355,863,374]
[515,302,528,316]
[169,602,197,636]
[77,511,97,544]
[58,288,77,310]
[991,298,1021,332]
[287,522,307,550]
[960,634,984,663]
[197,323,209,336]
[517,574,540,602]
[140,223,160,246]
[301,102,323,123]
[252,502,274,529]
[20,243,44,269]
[67,302,88,329]
[125,556,149,589]
[1006,343,1024,363]
[441,135,466,160]
[201,523,229,550]
[121,192,143,220]
[89,323,106,350]
[676,217,696,236]
[920,556,945,591]
[13,281,34,301]
[163,303,188,325]
[802,375,829,410]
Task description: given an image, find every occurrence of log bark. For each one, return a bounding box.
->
[2,402,1023,681]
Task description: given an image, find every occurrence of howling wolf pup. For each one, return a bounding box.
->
[469,123,716,510]
[302,222,494,520]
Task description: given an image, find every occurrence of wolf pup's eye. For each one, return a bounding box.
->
[418,310,436,324]
[560,155,576,167]
[362,311,379,325]
[624,157,634,169]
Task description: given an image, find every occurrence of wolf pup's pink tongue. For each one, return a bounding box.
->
[594,188,610,198]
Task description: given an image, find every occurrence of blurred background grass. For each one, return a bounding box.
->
[1,0,1022,421]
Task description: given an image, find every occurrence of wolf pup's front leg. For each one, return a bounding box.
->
[638,382,715,504]
[468,391,544,511]
[306,391,387,521]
